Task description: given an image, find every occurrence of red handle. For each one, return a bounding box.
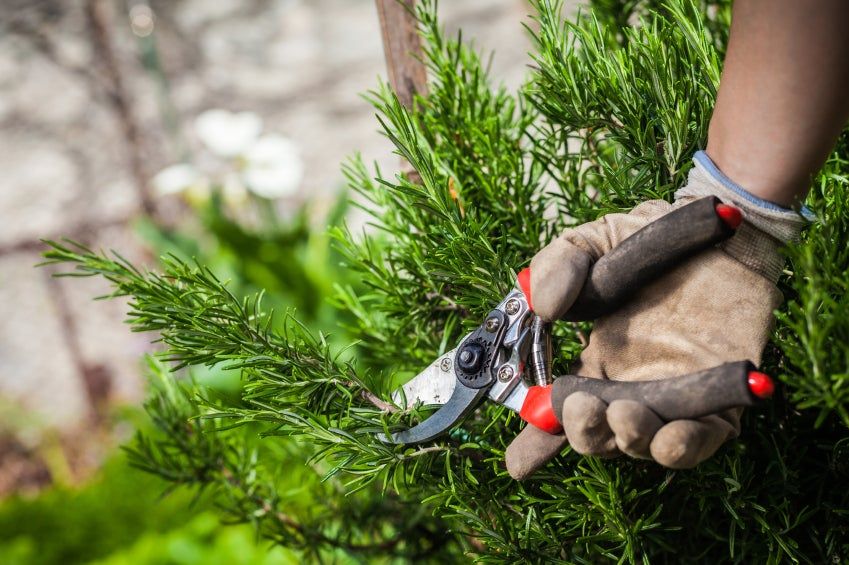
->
[519,385,562,434]
[517,267,533,311]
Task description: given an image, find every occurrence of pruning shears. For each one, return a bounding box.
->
[381,197,776,445]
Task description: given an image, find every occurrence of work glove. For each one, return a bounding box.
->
[505,151,811,479]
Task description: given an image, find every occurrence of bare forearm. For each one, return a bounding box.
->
[707,0,849,208]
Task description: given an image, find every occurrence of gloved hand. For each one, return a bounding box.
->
[505,151,811,479]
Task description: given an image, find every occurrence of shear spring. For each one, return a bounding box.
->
[530,317,552,386]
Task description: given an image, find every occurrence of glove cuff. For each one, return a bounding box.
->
[674,151,814,282]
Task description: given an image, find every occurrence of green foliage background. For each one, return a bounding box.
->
[41,0,849,561]
[0,456,296,565]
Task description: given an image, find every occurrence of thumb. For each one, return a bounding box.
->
[505,425,568,480]
[527,240,591,322]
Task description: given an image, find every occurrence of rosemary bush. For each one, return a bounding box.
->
[43,1,849,561]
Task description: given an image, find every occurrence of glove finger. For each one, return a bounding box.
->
[649,415,738,469]
[529,241,590,321]
[561,391,619,458]
[505,426,568,480]
[606,400,663,460]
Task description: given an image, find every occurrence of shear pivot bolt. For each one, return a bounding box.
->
[440,358,452,372]
[497,365,514,382]
[505,299,520,315]
[458,343,485,373]
[485,317,501,332]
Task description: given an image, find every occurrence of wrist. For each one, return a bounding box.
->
[679,151,814,243]
[695,150,814,217]
[675,151,815,282]
[703,141,810,209]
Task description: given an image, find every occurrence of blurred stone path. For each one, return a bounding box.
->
[0,0,560,433]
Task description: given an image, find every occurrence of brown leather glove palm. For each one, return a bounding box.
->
[505,153,809,479]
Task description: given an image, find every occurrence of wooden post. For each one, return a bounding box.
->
[375,0,429,109]
[375,0,428,181]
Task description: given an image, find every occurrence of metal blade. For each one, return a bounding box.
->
[384,380,488,444]
[392,349,458,408]
[497,380,529,413]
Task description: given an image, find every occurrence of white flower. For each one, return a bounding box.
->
[241,134,304,199]
[194,109,262,158]
[151,163,202,195]
[221,173,248,207]
[185,183,211,206]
